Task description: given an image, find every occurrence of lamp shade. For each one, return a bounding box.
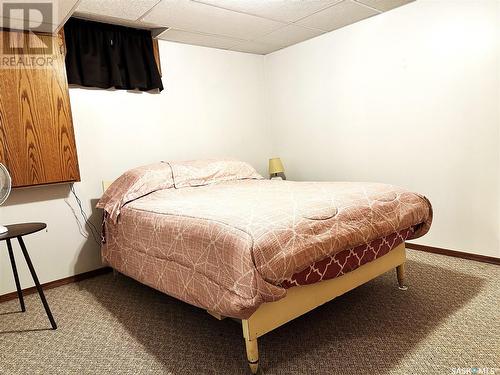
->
[269,158,284,175]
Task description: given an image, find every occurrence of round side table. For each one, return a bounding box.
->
[0,223,57,330]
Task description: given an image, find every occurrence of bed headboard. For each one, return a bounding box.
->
[102,181,113,193]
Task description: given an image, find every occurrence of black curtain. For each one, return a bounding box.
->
[64,18,163,92]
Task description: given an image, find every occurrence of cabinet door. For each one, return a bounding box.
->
[0,30,80,187]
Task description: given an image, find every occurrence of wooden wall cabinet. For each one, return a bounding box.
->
[0,30,80,188]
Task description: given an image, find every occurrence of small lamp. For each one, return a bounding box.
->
[269,157,285,180]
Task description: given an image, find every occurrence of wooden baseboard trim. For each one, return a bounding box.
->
[406,243,500,266]
[0,267,112,304]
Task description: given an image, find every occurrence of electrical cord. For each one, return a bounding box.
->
[70,185,101,245]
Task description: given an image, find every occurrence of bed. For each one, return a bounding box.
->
[98,159,432,373]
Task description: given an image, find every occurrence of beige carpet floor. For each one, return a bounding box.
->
[0,250,499,375]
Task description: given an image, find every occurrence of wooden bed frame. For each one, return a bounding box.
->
[101,181,407,374]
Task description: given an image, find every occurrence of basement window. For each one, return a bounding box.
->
[64,18,163,92]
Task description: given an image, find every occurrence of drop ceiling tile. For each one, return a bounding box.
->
[143,0,285,40]
[354,0,414,12]
[296,0,379,32]
[0,0,79,32]
[230,40,279,55]
[257,24,324,48]
[56,0,81,26]
[157,28,242,50]
[75,0,160,21]
[193,0,343,23]
[71,12,162,29]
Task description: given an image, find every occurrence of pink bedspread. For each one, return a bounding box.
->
[101,178,432,319]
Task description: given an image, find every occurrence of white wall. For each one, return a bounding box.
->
[265,0,500,257]
[0,41,270,295]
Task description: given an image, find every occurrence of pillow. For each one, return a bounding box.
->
[168,158,263,188]
[96,162,174,222]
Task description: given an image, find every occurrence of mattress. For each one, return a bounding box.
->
[101,178,432,319]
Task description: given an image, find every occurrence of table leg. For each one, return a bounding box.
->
[6,239,26,312]
[17,236,57,330]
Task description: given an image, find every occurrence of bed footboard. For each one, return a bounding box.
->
[240,243,407,373]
